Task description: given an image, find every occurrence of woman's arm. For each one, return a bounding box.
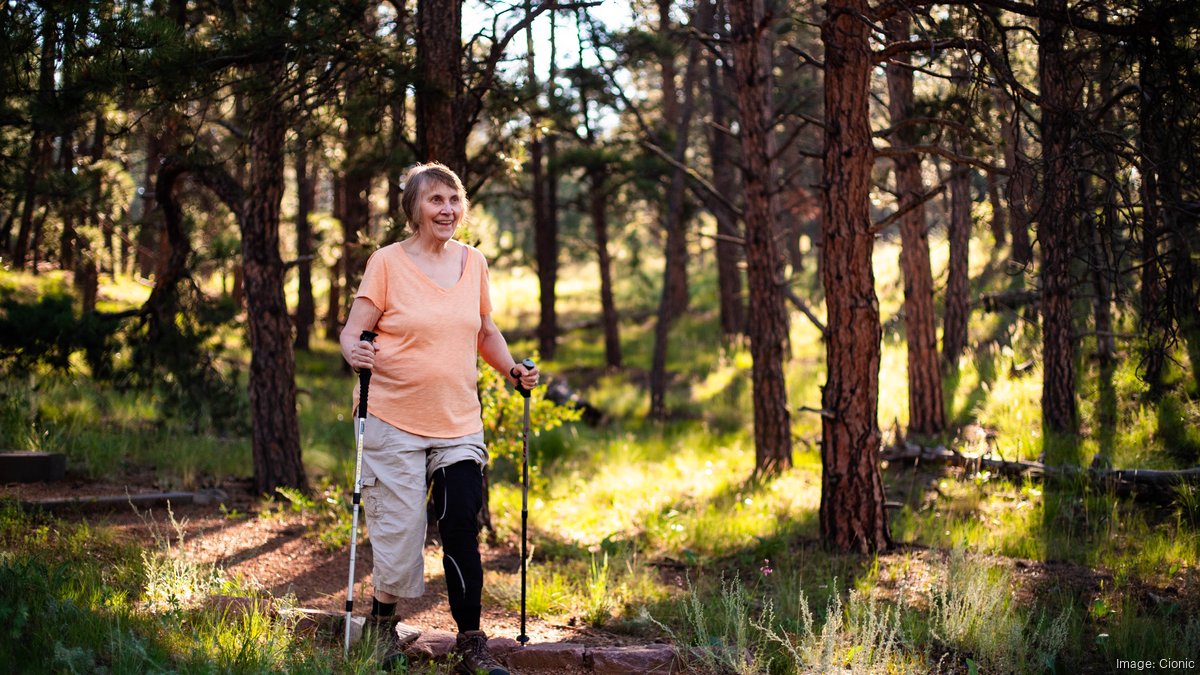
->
[478,314,539,389]
[341,297,383,370]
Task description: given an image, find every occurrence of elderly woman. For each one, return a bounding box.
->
[341,162,537,675]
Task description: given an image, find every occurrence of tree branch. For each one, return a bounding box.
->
[876,143,1006,175]
[870,183,947,235]
[782,282,827,335]
[876,37,1040,104]
[638,140,743,219]
[874,0,1145,38]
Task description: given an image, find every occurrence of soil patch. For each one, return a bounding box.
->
[3,475,660,673]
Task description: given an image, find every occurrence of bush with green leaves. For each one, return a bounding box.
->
[478,355,582,475]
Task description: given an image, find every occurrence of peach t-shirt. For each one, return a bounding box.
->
[353,242,493,437]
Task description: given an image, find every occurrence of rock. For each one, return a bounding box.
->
[278,608,345,638]
[588,644,678,674]
[205,595,274,619]
[0,452,66,483]
[504,643,586,671]
[407,629,457,658]
[193,488,229,505]
[487,636,521,656]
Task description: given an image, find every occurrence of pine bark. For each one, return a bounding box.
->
[884,13,945,436]
[294,136,315,350]
[576,14,621,370]
[534,15,561,360]
[589,164,622,369]
[942,162,971,370]
[242,73,307,494]
[1037,0,1080,436]
[818,0,890,552]
[416,0,465,174]
[729,0,792,474]
[706,0,746,337]
[649,0,704,418]
[12,7,56,268]
[996,86,1034,267]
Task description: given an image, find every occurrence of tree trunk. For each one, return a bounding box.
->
[942,162,971,370]
[1037,0,1081,437]
[706,0,746,337]
[388,97,406,224]
[818,0,890,553]
[729,0,792,475]
[416,0,465,175]
[531,132,561,360]
[996,86,1034,267]
[987,165,1006,247]
[340,48,373,319]
[341,166,369,319]
[134,126,162,278]
[884,13,945,436]
[294,136,315,351]
[653,0,692,322]
[649,0,703,418]
[325,254,342,341]
[77,113,106,314]
[387,1,410,226]
[1090,39,1117,368]
[12,7,57,268]
[527,9,560,361]
[59,134,77,272]
[589,164,622,370]
[242,78,307,495]
[576,13,621,371]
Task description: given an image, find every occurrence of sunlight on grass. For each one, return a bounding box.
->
[95,273,152,309]
[490,426,822,565]
[929,549,1072,674]
[486,550,670,627]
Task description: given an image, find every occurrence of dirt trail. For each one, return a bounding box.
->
[3,478,654,674]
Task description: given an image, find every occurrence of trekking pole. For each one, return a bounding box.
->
[514,357,536,645]
[344,330,377,658]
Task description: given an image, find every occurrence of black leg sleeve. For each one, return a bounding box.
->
[431,460,484,633]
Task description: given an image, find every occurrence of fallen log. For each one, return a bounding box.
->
[975,288,1039,313]
[882,443,1200,502]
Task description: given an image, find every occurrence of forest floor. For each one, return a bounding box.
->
[2,474,651,674]
[5,469,1198,674]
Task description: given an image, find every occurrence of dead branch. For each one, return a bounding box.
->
[871,184,947,235]
[882,442,1200,502]
[875,143,1007,175]
[781,283,827,335]
[974,288,1040,312]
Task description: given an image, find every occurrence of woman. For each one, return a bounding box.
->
[341,162,537,675]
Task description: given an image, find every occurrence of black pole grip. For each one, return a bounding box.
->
[513,358,536,398]
[357,330,377,420]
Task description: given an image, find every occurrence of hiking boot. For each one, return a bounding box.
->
[455,630,509,675]
[367,617,421,671]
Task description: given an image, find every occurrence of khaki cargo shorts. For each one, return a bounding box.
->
[359,413,488,598]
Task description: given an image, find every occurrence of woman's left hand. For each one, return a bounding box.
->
[510,361,540,391]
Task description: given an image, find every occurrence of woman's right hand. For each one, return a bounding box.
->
[349,338,378,371]
[340,297,384,370]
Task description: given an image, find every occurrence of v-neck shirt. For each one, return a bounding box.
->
[354,242,493,437]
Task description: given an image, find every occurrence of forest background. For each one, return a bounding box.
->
[1,0,1199,673]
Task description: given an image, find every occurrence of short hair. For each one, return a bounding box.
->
[400,162,469,231]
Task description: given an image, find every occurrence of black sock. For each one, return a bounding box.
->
[370,597,396,620]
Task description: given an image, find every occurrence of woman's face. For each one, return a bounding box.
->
[415,180,464,243]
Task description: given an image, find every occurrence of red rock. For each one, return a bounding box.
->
[504,643,586,670]
[588,644,678,673]
[408,629,457,658]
